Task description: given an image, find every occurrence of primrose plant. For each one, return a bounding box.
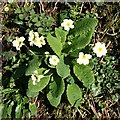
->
[12,17,107,109]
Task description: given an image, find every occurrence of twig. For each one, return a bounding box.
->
[95,30,118,36]
[34,96,38,104]
[52,0,59,12]
[106,32,118,36]
[24,0,28,7]
[80,2,84,14]
[106,41,111,49]
[40,1,45,12]
[87,99,100,119]
[30,0,33,7]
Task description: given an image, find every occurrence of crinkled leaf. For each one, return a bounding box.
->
[55,27,67,44]
[49,75,65,97]
[56,56,70,79]
[27,90,39,98]
[71,18,98,50]
[72,30,93,50]
[47,91,61,107]
[72,18,98,35]
[67,84,82,107]
[47,33,62,56]
[73,64,95,88]
[28,75,50,93]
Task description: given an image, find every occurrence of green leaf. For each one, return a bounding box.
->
[23,97,29,104]
[1,88,17,94]
[32,16,38,23]
[27,90,39,98]
[0,104,4,119]
[7,101,14,117]
[25,56,41,76]
[72,30,93,50]
[2,51,16,60]
[15,21,23,25]
[28,75,50,93]
[56,56,70,79]
[19,14,25,20]
[73,64,95,88]
[55,27,67,44]
[73,18,98,35]
[65,75,75,84]
[71,18,98,50]
[15,94,22,104]
[15,7,21,13]
[35,21,41,27]
[38,27,43,33]
[67,84,82,107]
[92,83,101,96]
[47,91,61,107]
[23,109,30,118]
[24,5,30,12]
[29,103,37,116]
[15,104,22,118]
[0,23,5,28]
[49,75,65,97]
[47,33,62,56]
[2,104,8,118]
[47,75,65,107]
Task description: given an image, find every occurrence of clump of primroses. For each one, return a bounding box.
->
[12,19,107,85]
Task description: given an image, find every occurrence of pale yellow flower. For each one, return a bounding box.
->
[93,42,107,57]
[28,30,45,48]
[49,55,60,66]
[34,36,46,48]
[13,37,25,50]
[31,70,44,85]
[61,19,74,31]
[34,32,39,38]
[77,52,92,65]
[28,30,35,46]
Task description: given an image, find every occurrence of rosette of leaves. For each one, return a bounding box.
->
[46,17,98,107]
[2,16,98,118]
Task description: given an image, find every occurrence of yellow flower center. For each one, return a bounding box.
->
[40,39,43,43]
[53,58,57,63]
[18,40,22,46]
[98,47,103,52]
[82,55,87,60]
[66,22,71,27]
